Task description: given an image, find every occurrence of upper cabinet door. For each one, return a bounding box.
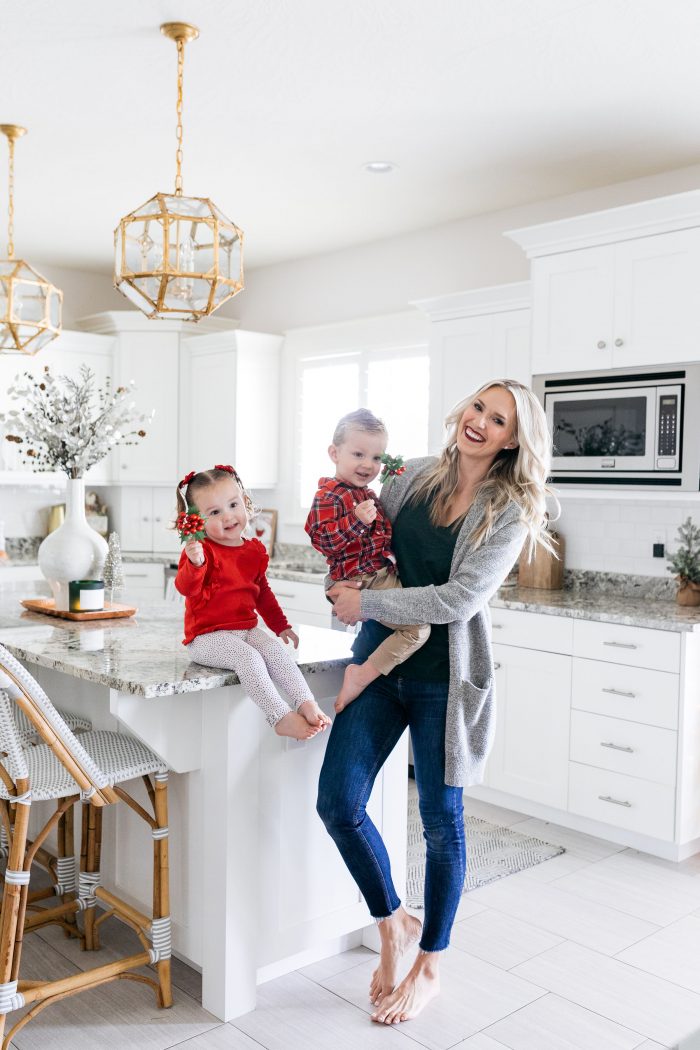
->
[490,309,532,386]
[612,227,700,368]
[531,246,615,375]
[115,332,180,484]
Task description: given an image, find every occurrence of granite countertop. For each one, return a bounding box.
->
[0,604,353,698]
[491,583,700,633]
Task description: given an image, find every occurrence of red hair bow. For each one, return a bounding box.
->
[180,470,197,488]
[214,464,235,474]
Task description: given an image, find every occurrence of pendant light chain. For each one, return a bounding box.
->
[175,37,185,196]
[6,135,15,259]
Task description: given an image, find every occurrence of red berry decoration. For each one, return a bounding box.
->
[175,507,208,543]
[380,452,406,481]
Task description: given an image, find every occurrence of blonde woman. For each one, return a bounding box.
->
[317,380,557,1025]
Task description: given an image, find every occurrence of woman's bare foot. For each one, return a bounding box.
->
[335,661,380,713]
[274,711,321,740]
[297,699,332,730]
[371,950,441,1024]
[368,907,422,1006]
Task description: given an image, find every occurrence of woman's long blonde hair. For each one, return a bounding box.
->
[410,379,559,560]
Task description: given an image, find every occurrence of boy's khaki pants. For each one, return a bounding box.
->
[348,566,430,675]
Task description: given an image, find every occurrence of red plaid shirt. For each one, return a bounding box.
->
[305,476,395,582]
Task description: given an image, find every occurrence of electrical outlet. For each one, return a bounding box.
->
[653,542,665,558]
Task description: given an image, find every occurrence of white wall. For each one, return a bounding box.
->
[0,483,65,540]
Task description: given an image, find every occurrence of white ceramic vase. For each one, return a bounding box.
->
[38,476,109,611]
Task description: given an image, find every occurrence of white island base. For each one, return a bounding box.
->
[19,652,408,1022]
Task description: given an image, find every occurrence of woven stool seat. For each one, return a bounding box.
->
[15,706,91,745]
[0,730,166,803]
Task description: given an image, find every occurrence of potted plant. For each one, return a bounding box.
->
[0,365,151,610]
[666,517,700,607]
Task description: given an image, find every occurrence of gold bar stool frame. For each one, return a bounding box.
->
[0,643,172,1047]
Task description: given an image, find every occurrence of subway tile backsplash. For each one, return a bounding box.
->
[555,498,696,578]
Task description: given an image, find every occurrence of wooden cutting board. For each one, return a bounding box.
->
[518,532,565,590]
[21,598,137,620]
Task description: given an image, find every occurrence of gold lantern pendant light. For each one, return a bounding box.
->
[0,125,62,354]
[114,22,244,321]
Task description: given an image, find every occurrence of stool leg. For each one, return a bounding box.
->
[0,800,30,1044]
[153,774,172,1008]
[57,803,78,937]
[79,802,102,952]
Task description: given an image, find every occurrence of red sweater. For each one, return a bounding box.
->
[175,538,290,645]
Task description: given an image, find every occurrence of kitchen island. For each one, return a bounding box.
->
[0,601,408,1021]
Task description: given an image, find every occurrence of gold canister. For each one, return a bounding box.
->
[47,504,65,534]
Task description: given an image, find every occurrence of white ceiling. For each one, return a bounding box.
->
[4,0,700,273]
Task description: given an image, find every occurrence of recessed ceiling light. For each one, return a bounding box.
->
[363,161,397,174]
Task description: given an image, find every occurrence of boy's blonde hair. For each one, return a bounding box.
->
[332,409,387,446]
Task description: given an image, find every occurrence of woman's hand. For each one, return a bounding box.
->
[184,540,205,566]
[279,628,299,649]
[327,580,363,625]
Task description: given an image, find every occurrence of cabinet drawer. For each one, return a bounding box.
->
[568,762,675,841]
[572,657,679,729]
[122,564,165,588]
[570,710,677,786]
[268,578,330,618]
[488,608,573,654]
[573,620,680,673]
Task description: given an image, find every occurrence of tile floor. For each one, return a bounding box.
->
[6,787,700,1049]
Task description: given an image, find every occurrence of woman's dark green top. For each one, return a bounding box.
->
[352,496,459,681]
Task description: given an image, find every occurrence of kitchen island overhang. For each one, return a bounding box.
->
[0,608,409,1021]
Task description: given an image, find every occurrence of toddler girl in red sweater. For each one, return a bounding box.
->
[175,465,331,740]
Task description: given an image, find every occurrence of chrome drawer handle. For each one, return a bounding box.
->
[598,795,632,808]
[273,591,295,599]
[602,687,636,698]
[603,641,638,650]
[124,573,148,578]
[493,662,501,670]
[492,624,503,629]
[600,742,634,753]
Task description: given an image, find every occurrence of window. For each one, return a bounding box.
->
[296,347,430,512]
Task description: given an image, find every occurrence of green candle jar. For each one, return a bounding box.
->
[68,580,105,613]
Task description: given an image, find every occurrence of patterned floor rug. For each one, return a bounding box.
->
[405,795,565,906]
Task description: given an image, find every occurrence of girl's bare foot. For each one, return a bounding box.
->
[274,711,321,740]
[371,951,441,1024]
[297,699,332,730]
[335,661,380,713]
[368,907,422,1006]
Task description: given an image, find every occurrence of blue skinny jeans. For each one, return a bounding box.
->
[316,674,465,952]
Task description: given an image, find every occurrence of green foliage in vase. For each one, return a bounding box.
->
[666,517,700,584]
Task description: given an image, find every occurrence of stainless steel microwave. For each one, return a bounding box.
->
[533,364,700,490]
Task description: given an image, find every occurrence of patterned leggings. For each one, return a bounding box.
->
[186,627,314,727]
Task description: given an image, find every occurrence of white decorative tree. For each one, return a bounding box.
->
[103,532,124,604]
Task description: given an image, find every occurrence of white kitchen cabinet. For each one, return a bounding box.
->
[113,487,180,554]
[180,330,282,488]
[415,283,531,451]
[267,576,331,629]
[486,642,571,807]
[121,562,167,605]
[507,190,700,374]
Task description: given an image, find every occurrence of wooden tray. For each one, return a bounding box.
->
[20,598,138,621]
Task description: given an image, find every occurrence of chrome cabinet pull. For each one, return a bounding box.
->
[124,572,148,578]
[596,340,607,349]
[602,687,636,698]
[598,795,632,808]
[603,641,638,650]
[614,338,624,347]
[493,662,501,670]
[273,591,295,599]
[492,624,503,629]
[600,741,634,753]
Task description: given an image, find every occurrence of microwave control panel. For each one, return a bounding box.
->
[656,386,680,466]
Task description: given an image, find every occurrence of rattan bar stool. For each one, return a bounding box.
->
[0,642,172,1048]
[0,705,93,920]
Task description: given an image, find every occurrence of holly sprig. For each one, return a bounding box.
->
[175,507,208,543]
[380,452,406,481]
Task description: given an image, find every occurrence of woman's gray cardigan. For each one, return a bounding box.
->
[360,456,527,788]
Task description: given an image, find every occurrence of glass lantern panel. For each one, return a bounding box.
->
[217,230,242,282]
[163,195,210,220]
[0,324,16,350]
[192,220,216,276]
[116,278,156,315]
[12,260,36,282]
[30,328,57,354]
[123,218,165,276]
[211,203,237,226]
[163,275,212,314]
[49,289,62,329]
[131,197,163,219]
[12,281,47,324]
[0,260,18,278]
[212,279,235,305]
